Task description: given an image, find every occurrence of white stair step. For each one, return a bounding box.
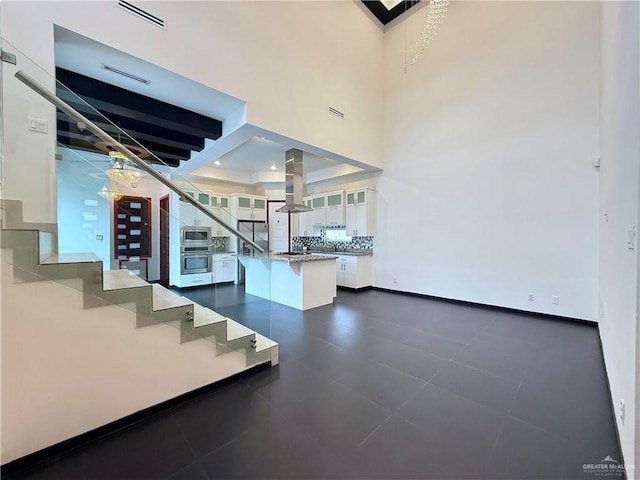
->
[40,252,102,265]
[103,269,149,290]
[225,318,255,341]
[193,304,226,328]
[253,332,278,353]
[152,284,192,310]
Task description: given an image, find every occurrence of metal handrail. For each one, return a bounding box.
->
[15,70,265,253]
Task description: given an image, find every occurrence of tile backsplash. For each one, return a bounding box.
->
[292,236,374,252]
[211,237,228,250]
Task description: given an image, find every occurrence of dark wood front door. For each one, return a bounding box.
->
[159,195,169,287]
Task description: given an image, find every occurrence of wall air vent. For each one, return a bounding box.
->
[328,107,345,119]
[117,0,167,29]
[102,64,151,85]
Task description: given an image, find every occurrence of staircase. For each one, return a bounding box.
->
[1,199,278,462]
[1,211,278,367]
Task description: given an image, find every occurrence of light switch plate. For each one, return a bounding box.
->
[28,117,48,134]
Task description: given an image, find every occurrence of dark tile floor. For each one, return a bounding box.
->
[7,287,623,480]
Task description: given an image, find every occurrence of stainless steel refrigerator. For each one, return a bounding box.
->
[236,221,268,284]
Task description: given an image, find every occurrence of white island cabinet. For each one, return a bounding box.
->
[237,254,337,310]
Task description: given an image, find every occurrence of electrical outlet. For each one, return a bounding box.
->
[392,277,397,284]
[619,399,625,424]
[96,235,104,241]
[528,293,534,302]
[552,296,559,305]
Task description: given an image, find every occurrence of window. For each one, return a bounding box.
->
[324,228,351,242]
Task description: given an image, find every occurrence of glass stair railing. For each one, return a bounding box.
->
[0,36,276,362]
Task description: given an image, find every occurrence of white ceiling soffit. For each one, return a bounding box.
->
[215,137,340,174]
[188,146,338,183]
[188,134,370,185]
[53,26,245,123]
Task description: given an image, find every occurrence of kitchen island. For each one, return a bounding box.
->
[236,253,337,310]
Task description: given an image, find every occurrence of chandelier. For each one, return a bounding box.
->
[106,151,143,187]
[98,184,123,201]
[404,0,449,72]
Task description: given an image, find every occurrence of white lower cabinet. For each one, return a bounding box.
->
[335,255,372,289]
[213,254,236,283]
[179,272,213,288]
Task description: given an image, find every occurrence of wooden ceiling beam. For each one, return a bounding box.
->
[56,68,222,140]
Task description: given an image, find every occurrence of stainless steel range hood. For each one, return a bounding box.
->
[276,148,313,214]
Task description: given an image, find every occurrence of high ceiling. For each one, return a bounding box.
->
[53,21,374,183]
[54,26,243,122]
[362,0,421,25]
[55,26,244,167]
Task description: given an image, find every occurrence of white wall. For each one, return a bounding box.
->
[379,1,600,320]
[56,149,111,266]
[1,38,57,224]
[1,0,384,171]
[0,262,251,464]
[599,1,640,474]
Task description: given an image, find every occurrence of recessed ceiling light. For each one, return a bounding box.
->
[258,136,266,141]
[214,160,222,166]
[269,165,278,171]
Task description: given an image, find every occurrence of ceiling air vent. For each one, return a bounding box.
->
[102,64,151,85]
[117,0,167,29]
[328,106,345,119]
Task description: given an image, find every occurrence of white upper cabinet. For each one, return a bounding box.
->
[252,196,267,221]
[345,188,376,237]
[209,194,232,236]
[230,194,267,221]
[179,191,212,227]
[299,191,345,230]
[311,195,326,226]
[325,191,345,225]
[298,198,314,236]
[232,194,253,220]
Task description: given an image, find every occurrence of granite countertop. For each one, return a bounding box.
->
[301,249,373,257]
[235,252,338,264]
